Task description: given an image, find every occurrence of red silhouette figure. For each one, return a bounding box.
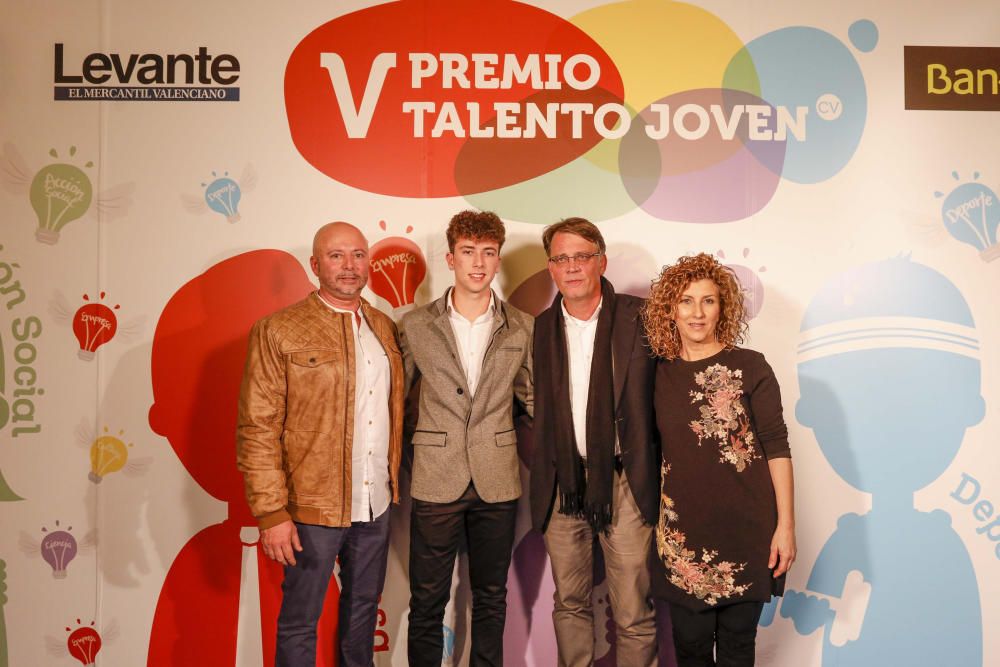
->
[147,250,341,666]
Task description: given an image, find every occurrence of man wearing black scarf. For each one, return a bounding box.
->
[529,218,660,667]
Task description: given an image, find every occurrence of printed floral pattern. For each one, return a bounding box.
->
[656,463,750,605]
[689,363,759,471]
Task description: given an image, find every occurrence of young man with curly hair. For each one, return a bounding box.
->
[400,210,533,667]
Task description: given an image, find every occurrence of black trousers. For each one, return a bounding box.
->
[407,483,517,667]
[669,600,764,667]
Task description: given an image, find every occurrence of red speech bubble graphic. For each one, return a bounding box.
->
[148,250,314,513]
[285,0,623,197]
[146,251,341,667]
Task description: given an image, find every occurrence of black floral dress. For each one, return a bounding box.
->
[653,348,790,611]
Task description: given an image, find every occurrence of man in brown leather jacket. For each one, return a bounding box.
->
[236,222,405,667]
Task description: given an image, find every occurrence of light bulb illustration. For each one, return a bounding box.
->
[3,142,134,246]
[935,171,1000,262]
[718,248,768,319]
[88,427,133,484]
[46,618,118,665]
[369,220,427,316]
[51,290,143,359]
[40,520,78,579]
[72,292,119,361]
[66,620,101,666]
[204,171,242,223]
[20,519,95,578]
[28,147,94,245]
[181,164,256,223]
[76,420,150,485]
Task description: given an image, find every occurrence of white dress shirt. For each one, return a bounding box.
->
[447,289,496,396]
[320,295,391,522]
[562,299,602,459]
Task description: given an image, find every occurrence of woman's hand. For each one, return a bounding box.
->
[767,456,796,578]
[769,522,796,577]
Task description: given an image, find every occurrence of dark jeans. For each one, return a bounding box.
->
[407,483,517,667]
[276,511,390,667]
[669,600,764,667]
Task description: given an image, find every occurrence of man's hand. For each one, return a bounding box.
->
[261,520,303,566]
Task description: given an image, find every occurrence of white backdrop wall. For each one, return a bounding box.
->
[1,1,998,665]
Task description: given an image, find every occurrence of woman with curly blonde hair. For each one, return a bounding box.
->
[642,253,795,666]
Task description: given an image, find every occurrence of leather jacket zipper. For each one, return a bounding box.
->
[340,313,352,523]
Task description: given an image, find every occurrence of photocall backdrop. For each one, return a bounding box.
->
[1,1,998,665]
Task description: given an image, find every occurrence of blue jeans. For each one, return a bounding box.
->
[275,510,390,667]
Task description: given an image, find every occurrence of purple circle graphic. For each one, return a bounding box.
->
[620,89,785,223]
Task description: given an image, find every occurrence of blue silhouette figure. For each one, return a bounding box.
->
[782,256,984,665]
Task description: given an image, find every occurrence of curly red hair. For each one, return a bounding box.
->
[641,253,748,359]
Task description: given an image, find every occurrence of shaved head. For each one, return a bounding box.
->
[310,221,370,309]
[313,221,367,256]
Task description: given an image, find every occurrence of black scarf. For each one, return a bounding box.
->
[537,277,617,533]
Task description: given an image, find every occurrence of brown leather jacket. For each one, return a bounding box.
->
[236,292,404,529]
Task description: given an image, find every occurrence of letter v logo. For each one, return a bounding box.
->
[319,52,397,138]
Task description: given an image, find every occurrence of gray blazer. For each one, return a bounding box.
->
[400,290,533,504]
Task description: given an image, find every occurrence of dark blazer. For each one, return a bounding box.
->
[400,290,533,504]
[530,292,659,532]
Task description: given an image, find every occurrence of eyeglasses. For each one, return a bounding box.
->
[547,251,604,266]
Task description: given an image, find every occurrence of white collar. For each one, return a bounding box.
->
[447,288,495,323]
[561,297,602,326]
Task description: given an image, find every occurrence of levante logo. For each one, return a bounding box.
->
[53,43,241,102]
